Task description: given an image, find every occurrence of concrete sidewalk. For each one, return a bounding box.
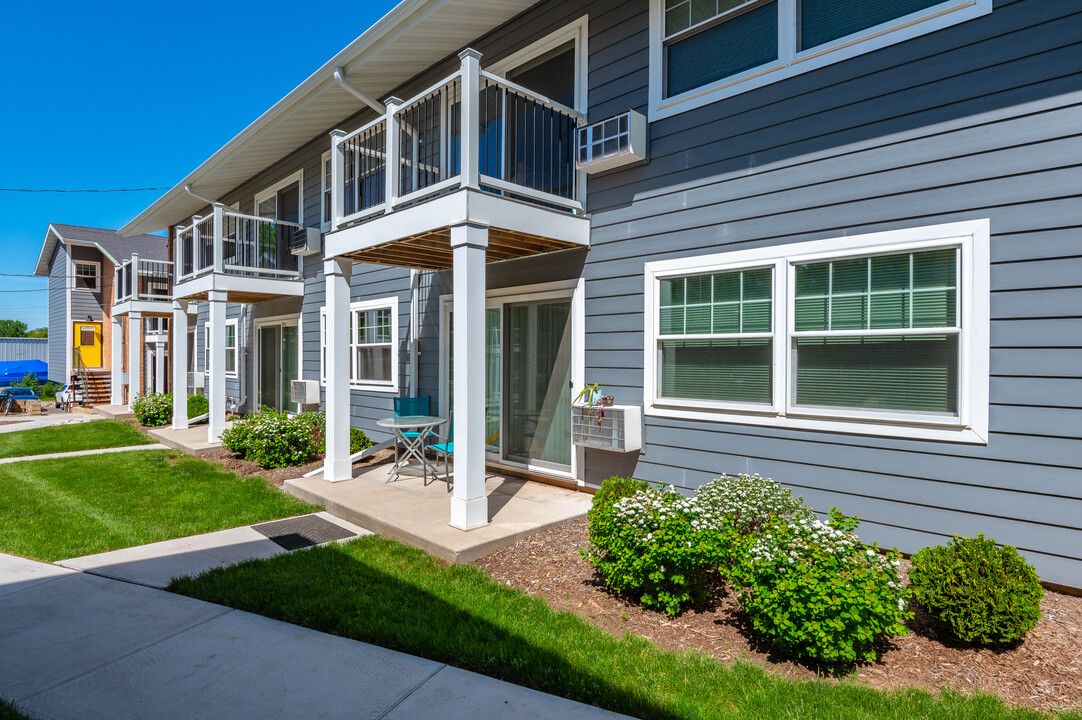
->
[0,414,104,434]
[0,443,167,465]
[0,553,629,720]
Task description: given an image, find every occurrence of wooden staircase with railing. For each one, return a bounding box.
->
[80,371,112,406]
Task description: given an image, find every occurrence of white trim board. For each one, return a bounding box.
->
[642,219,990,444]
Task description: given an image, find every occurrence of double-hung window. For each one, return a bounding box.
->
[74,262,99,291]
[203,320,238,377]
[645,220,989,442]
[652,0,992,118]
[320,297,398,392]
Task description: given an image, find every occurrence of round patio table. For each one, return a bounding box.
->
[376,415,446,483]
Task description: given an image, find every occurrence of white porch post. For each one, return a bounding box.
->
[154,340,166,393]
[449,223,489,530]
[110,316,123,405]
[207,289,227,442]
[172,300,189,430]
[128,311,143,402]
[324,257,352,482]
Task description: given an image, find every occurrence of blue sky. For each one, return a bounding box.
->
[0,0,397,329]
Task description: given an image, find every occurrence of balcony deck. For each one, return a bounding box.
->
[112,257,174,317]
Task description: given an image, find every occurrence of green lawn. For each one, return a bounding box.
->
[0,699,30,720]
[0,419,153,459]
[169,537,1079,720]
[0,450,318,561]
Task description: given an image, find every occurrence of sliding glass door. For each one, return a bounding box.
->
[257,320,300,414]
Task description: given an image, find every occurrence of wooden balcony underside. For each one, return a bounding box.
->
[342,226,582,271]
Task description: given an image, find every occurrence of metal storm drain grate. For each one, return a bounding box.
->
[252,515,357,550]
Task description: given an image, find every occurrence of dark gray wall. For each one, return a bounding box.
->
[169,0,1082,587]
[68,245,105,324]
[47,245,68,383]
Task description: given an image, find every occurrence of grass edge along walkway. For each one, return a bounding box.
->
[169,536,1082,720]
[0,419,153,459]
[0,449,318,562]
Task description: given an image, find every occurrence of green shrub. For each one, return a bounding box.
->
[220,407,316,469]
[587,476,651,539]
[350,427,373,454]
[909,534,1042,646]
[42,381,61,400]
[583,484,728,616]
[132,392,173,427]
[15,373,39,392]
[187,394,209,419]
[694,474,814,537]
[731,509,910,665]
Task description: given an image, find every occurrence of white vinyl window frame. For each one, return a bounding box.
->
[320,150,332,232]
[320,297,400,393]
[254,169,305,225]
[643,219,990,443]
[73,261,100,292]
[648,0,993,121]
[203,319,239,379]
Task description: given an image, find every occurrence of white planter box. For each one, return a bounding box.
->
[571,404,641,453]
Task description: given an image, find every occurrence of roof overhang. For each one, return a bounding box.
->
[120,0,539,236]
[34,225,62,277]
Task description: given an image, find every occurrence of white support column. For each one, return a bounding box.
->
[458,49,482,190]
[128,311,143,402]
[329,129,346,231]
[207,289,227,442]
[323,257,352,482]
[129,253,140,300]
[110,316,123,405]
[385,97,403,209]
[154,340,166,394]
[172,300,189,430]
[449,223,489,530]
[212,205,225,274]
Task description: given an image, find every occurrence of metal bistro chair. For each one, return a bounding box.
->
[393,395,431,466]
[426,412,453,490]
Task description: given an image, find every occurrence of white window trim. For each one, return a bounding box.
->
[648,0,993,121]
[320,297,400,393]
[73,260,101,292]
[643,219,990,443]
[203,319,239,379]
[254,169,305,224]
[320,150,332,232]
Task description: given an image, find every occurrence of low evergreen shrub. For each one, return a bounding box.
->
[731,510,910,665]
[131,393,173,427]
[909,534,1042,646]
[350,427,373,454]
[187,394,209,419]
[220,407,316,469]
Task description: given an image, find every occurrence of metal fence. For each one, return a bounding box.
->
[0,338,48,363]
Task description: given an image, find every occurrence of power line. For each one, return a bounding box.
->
[0,187,169,193]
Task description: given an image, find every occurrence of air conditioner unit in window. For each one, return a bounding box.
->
[290,226,322,256]
[291,379,320,406]
[576,110,647,174]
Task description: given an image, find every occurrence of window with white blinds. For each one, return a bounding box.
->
[645,221,990,443]
[319,297,399,392]
[651,0,991,118]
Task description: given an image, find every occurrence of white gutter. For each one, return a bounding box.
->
[332,67,385,114]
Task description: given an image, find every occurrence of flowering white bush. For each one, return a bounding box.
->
[694,474,813,535]
[733,510,910,663]
[220,407,316,468]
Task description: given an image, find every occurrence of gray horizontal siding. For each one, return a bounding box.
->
[47,245,67,383]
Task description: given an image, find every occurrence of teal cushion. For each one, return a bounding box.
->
[429,442,453,455]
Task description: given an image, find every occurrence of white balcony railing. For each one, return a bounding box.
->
[175,206,304,283]
[114,256,173,303]
[330,48,585,231]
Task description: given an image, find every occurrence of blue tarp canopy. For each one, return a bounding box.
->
[0,360,48,386]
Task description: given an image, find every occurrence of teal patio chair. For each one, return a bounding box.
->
[393,395,431,464]
[426,413,453,490]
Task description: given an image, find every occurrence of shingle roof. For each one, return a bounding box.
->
[34,224,167,276]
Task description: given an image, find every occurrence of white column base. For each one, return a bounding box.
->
[450,496,489,531]
[323,457,354,483]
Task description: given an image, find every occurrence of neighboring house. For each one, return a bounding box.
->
[33,224,171,404]
[121,0,1082,589]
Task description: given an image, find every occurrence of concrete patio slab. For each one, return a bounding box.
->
[92,404,134,420]
[1,553,630,720]
[284,464,591,562]
[147,424,220,455]
[56,512,370,588]
[0,554,75,600]
[0,443,167,465]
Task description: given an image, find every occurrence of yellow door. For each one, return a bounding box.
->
[74,323,102,367]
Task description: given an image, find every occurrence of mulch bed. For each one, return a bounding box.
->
[207,447,395,487]
[474,518,1082,713]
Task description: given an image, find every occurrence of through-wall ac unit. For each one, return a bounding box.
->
[576,110,647,174]
[291,379,320,406]
[290,226,322,256]
[187,371,204,389]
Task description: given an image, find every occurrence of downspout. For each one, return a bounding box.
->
[332,67,385,115]
[409,269,420,393]
[183,184,218,208]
